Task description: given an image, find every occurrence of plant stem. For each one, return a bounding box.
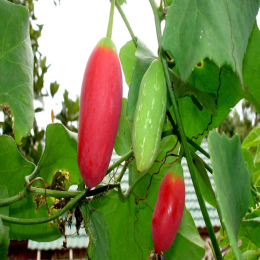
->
[187,139,210,159]
[25,166,38,186]
[0,189,88,225]
[115,0,137,46]
[161,129,174,138]
[165,111,210,160]
[250,187,260,201]
[106,0,115,39]
[0,189,28,207]
[117,184,130,200]
[1,150,132,207]
[177,145,184,164]
[117,161,129,182]
[106,150,133,175]
[148,1,223,259]
[190,150,213,174]
[0,183,119,207]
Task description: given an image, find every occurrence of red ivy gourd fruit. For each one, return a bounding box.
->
[152,163,185,253]
[78,37,122,189]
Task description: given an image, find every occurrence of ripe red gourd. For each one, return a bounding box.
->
[152,163,185,253]
[78,37,122,189]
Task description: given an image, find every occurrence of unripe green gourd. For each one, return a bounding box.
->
[132,59,167,172]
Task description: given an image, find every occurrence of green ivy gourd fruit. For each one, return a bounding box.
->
[78,37,122,189]
[242,250,259,260]
[132,59,167,172]
[152,163,185,253]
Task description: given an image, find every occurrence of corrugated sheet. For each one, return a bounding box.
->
[28,139,219,250]
[182,139,220,228]
[28,223,89,250]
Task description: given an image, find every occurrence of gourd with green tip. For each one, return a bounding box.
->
[78,37,122,189]
[132,59,167,172]
[152,163,185,253]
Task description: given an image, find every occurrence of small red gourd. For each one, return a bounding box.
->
[152,163,185,253]
[77,37,122,189]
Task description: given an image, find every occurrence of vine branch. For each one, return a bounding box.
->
[115,0,137,46]
[148,0,223,259]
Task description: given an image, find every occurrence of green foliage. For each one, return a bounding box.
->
[56,90,79,132]
[124,39,156,121]
[119,40,136,87]
[208,131,251,260]
[193,158,217,208]
[0,135,61,241]
[81,204,110,260]
[163,0,260,82]
[1,0,260,259]
[242,250,259,260]
[169,70,216,114]
[242,148,255,187]
[36,123,80,187]
[0,187,9,260]
[50,81,60,98]
[224,237,258,260]
[239,211,260,248]
[0,0,34,144]
[94,189,205,260]
[114,98,132,156]
[117,0,126,5]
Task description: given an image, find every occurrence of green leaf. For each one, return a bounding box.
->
[35,107,43,113]
[0,218,4,244]
[114,98,132,156]
[254,142,260,164]
[36,123,80,187]
[169,70,216,115]
[0,0,34,144]
[0,186,9,260]
[193,158,217,208]
[208,131,251,260]
[0,135,61,241]
[242,148,255,187]
[242,23,260,108]
[126,39,156,121]
[242,126,260,148]
[224,237,258,260]
[167,0,173,5]
[253,161,260,185]
[117,0,127,5]
[81,203,110,260]
[164,207,206,260]
[162,0,260,82]
[119,40,136,87]
[217,227,229,247]
[174,29,260,141]
[239,210,260,248]
[50,81,59,98]
[242,250,259,260]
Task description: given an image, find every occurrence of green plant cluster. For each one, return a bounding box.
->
[1,0,260,260]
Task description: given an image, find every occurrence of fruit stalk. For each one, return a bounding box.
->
[107,0,115,39]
